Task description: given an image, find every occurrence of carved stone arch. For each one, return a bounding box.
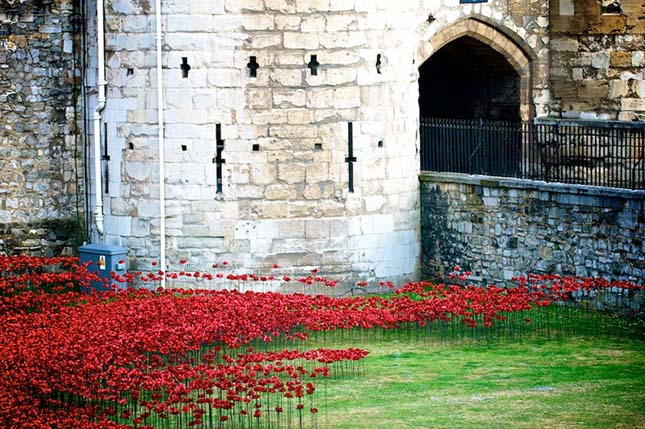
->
[418,17,536,120]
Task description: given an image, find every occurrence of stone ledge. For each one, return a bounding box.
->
[534,118,645,129]
[419,171,645,201]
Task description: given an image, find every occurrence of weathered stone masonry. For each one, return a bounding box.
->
[421,172,644,285]
[0,0,83,255]
[550,0,645,120]
[95,0,555,286]
[2,0,644,285]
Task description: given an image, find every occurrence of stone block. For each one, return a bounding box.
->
[326,14,358,32]
[273,89,307,108]
[559,0,574,15]
[364,195,386,212]
[167,15,212,32]
[319,31,366,49]
[278,163,306,184]
[250,164,277,185]
[251,111,288,125]
[190,0,225,14]
[349,233,379,250]
[243,15,275,31]
[306,88,335,108]
[372,214,394,234]
[306,219,330,239]
[577,80,608,100]
[572,68,583,81]
[590,51,611,69]
[611,51,632,68]
[301,15,326,32]
[302,184,322,200]
[165,109,210,124]
[224,0,264,12]
[621,98,645,112]
[111,0,151,14]
[137,200,160,218]
[306,68,357,86]
[284,32,319,50]
[251,201,289,219]
[296,0,330,13]
[207,68,243,87]
[125,161,155,182]
[277,219,305,238]
[635,81,645,98]
[265,184,293,200]
[609,80,629,98]
[246,89,272,109]
[334,86,361,108]
[329,0,353,11]
[287,109,315,124]
[275,15,301,30]
[306,162,329,183]
[551,38,578,52]
[270,125,316,139]
[212,15,244,31]
[483,196,499,207]
[271,69,303,87]
[251,34,282,49]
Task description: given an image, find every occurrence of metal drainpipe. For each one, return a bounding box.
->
[156,0,166,288]
[93,0,106,239]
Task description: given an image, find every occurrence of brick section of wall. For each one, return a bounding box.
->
[0,0,84,255]
[550,0,645,120]
[420,172,645,285]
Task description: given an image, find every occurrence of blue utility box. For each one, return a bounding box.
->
[79,243,128,293]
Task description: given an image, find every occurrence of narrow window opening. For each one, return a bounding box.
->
[247,56,260,78]
[345,122,357,193]
[180,57,191,78]
[307,55,320,76]
[102,123,110,194]
[214,124,226,194]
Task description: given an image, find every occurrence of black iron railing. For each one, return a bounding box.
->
[420,117,645,190]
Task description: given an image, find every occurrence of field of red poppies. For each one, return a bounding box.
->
[0,255,642,429]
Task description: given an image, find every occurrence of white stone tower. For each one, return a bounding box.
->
[93,0,550,285]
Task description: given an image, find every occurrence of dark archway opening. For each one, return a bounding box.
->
[419,36,521,121]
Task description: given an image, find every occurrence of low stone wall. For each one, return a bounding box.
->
[420,172,645,286]
[570,286,645,316]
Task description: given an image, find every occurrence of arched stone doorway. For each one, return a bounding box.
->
[417,18,534,122]
[419,36,521,121]
[417,19,535,176]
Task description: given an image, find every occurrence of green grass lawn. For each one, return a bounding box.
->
[310,314,645,429]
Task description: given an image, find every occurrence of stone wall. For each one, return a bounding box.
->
[0,0,83,255]
[96,0,551,286]
[420,172,644,285]
[550,0,645,120]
